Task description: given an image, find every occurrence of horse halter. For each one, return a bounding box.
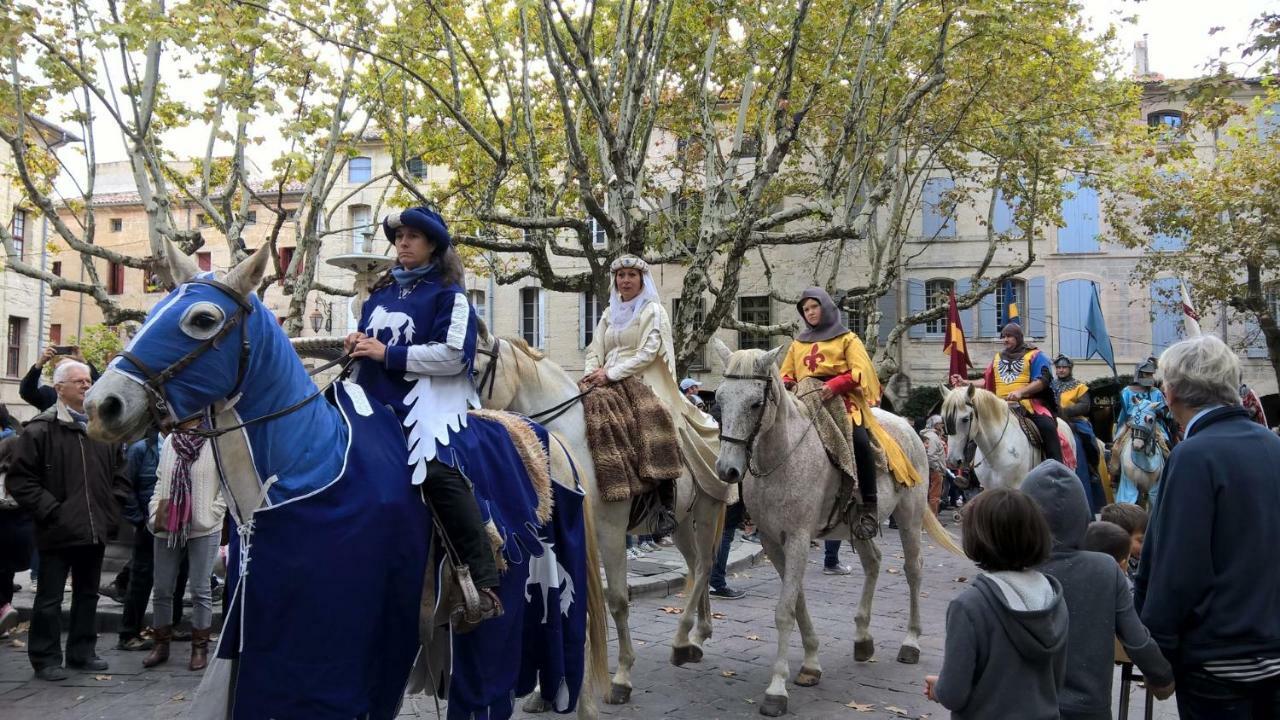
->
[118,278,254,433]
[718,372,775,468]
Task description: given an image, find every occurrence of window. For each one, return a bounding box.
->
[1147,110,1183,129]
[672,297,707,368]
[110,217,123,232]
[245,210,257,225]
[10,209,26,259]
[737,296,772,350]
[6,317,26,377]
[467,289,487,325]
[197,251,212,272]
[49,323,62,346]
[923,280,954,335]
[520,287,543,347]
[1150,277,1184,354]
[922,177,955,238]
[278,247,296,286]
[50,261,61,296]
[1058,175,1100,253]
[586,217,607,247]
[992,190,1020,237]
[406,156,427,180]
[108,261,125,295]
[996,279,1027,330]
[350,205,372,252]
[348,156,372,183]
[196,213,210,227]
[1057,279,1098,357]
[845,308,869,338]
[581,292,603,348]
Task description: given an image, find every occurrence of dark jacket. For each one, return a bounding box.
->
[19,362,101,412]
[934,572,1069,719]
[123,437,161,526]
[1024,460,1172,719]
[4,403,131,551]
[1136,405,1280,668]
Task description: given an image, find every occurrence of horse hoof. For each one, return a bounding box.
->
[521,695,551,713]
[794,668,821,687]
[897,645,920,665]
[604,683,632,705]
[760,694,788,717]
[854,639,875,662]
[671,644,704,666]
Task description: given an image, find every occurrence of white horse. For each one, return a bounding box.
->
[940,384,1078,490]
[1112,399,1168,506]
[711,341,963,717]
[473,324,729,708]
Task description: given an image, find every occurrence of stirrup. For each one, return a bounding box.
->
[448,565,504,634]
[852,502,880,541]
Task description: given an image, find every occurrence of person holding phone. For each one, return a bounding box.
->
[20,345,100,413]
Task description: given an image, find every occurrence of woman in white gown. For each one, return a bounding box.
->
[582,255,728,506]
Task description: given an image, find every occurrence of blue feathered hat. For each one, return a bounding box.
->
[382,206,451,249]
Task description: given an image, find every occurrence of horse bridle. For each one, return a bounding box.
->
[119,278,352,438]
[473,337,595,424]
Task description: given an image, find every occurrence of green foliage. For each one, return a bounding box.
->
[67,325,124,373]
[901,386,944,423]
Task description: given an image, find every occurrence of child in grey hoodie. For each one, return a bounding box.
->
[927,487,1069,719]
[1023,460,1175,720]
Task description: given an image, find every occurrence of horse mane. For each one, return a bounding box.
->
[725,348,803,414]
[504,336,547,362]
[943,385,1009,429]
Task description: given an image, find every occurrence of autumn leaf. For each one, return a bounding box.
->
[93,674,112,681]
[746,634,762,641]
[172,693,186,701]
[846,701,875,711]
[712,612,726,619]
[955,576,968,583]
[660,606,684,614]
[884,705,909,716]
[721,670,737,677]
[887,568,900,575]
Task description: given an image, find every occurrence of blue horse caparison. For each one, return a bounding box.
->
[107,275,430,719]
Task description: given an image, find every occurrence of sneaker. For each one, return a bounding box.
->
[823,564,853,576]
[35,666,69,682]
[626,547,643,560]
[640,541,659,553]
[0,603,17,635]
[709,586,747,600]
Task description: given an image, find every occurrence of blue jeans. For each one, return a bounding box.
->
[710,502,745,590]
[823,540,844,568]
[1175,665,1280,719]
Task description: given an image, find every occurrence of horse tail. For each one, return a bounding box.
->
[580,492,610,694]
[922,505,964,556]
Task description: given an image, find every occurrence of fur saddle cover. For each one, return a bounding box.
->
[579,376,683,502]
[793,377,873,533]
[438,410,592,719]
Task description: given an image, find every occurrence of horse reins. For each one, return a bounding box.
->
[122,278,355,439]
[719,372,819,478]
[474,340,596,424]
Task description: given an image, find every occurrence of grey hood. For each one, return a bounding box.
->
[974,573,1069,662]
[795,287,850,343]
[1023,459,1091,552]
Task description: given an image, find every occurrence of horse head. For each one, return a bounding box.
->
[940,384,979,466]
[1127,399,1161,453]
[711,338,787,484]
[472,319,531,411]
[85,241,273,443]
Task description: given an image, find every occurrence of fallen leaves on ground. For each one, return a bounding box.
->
[93,675,112,681]
[887,568,900,575]
[172,693,186,701]
[745,634,762,641]
[744,698,755,704]
[846,701,875,711]
[660,606,683,614]
[955,576,968,583]
[712,612,726,619]
[721,670,737,677]
[884,705,909,716]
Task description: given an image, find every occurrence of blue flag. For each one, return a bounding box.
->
[1084,284,1116,376]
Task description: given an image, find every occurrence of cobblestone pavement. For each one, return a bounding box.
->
[0,517,1178,719]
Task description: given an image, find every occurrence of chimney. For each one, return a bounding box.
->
[1134,35,1150,77]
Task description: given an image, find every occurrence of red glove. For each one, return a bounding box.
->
[824,372,858,397]
[782,375,797,390]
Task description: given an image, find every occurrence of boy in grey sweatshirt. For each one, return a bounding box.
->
[1023,460,1175,720]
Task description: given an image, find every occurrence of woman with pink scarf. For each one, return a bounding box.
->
[143,431,226,671]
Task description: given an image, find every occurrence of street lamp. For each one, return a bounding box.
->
[309,308,323,334]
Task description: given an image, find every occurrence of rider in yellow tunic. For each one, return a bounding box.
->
[781,287,920,539]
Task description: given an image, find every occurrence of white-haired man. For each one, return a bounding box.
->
[1136,335,1280,718]
[5,361,131,681]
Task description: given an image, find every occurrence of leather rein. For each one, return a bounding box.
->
[719,372,818,478]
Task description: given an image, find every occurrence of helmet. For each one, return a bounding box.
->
[1134,357,1157,387]
[1053,354,1074,369]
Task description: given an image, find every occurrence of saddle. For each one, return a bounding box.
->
[1010,406,1046,455]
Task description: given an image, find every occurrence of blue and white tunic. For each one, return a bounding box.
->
[353,269,479,485]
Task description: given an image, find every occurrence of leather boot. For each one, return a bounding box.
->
[188,628,211,671]
[143,625,171,668]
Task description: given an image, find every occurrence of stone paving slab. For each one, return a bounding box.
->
[0,517,1179,719]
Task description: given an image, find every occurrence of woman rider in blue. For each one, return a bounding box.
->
[343,206,500,630]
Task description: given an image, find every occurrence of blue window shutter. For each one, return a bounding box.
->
[1059,176,1100,253]
[923,178,955,238]
[1028,276,1046,338]
[877,289,898,347]
[1057,280,1091,357]
[979,286,998,338]
[992,191,1020,237]
[907,279,926,339]
[1150,278,1182,354]
[1246,316,1269,359]
[956,278,976,334]
[1151,231,1185,252]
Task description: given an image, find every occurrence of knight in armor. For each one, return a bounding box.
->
[1115,357,1171,440]
[781,288,919,540]
[1051,355,1104,511]
[344,206,501,631]
[951,322,1064,462]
